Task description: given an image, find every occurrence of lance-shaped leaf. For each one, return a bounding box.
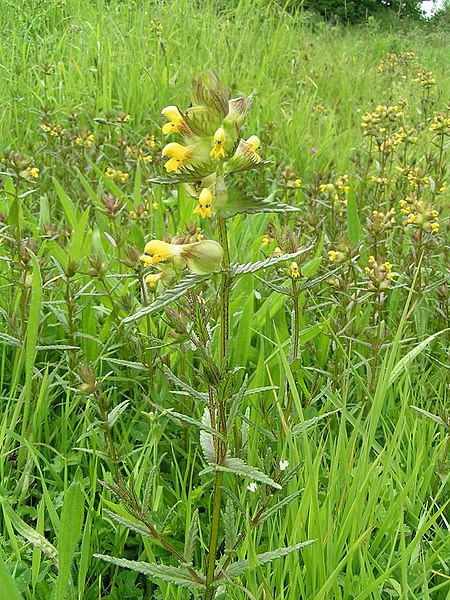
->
[149,405,224,441]
[183,510,199,566]
[55,481,84,600]
[161,364,208,402]
[216,187,300,219]
[200,457,281,490]
[292,410,340,436]
[257,490,304,525]
[220,541,316,580]
[224,500,237,555]
[94,555,204,589]
[121,274,211,323]
[1,500,58,566]
[200,409,217,463]
[410,405,447,427]
[231,247,312,277]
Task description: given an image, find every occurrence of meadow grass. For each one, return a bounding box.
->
[0,0,449,598]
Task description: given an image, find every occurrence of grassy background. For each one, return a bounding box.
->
[0,0,449,598]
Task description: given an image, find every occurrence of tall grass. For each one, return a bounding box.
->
[0,0,449,598]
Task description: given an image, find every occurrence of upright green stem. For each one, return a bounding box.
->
[291,280,300,361]
[285,280,300,417]
[204,217,231,600]
[218,217,230,368]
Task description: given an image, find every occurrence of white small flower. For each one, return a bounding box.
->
[279,460,289,471]
[247,482,258,493]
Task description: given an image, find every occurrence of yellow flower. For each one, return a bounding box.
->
[245,135,261,161]
[193,188,213,218]
[430,222,439,233]
[141,239,223,275]
[161,106,186,135]
[293,178,302,188]
[161,142,192,173]
[145,134,156,148]
[210,127,226,160]
[140,240,177,265]
[290,262,300,279]
[145,273,162,287]
[26,167,39,179]
[328,250,338,262]
[105,167,128,183]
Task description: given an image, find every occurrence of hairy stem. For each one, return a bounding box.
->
[204,217,231,600]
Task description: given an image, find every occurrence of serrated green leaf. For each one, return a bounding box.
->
[292,410,339,435]
[222,541,316,579]
[103,510,154,539]
[224,500,237,556]
[227,375,249,432]
[258,490,304,524]
[149,405,223,440]
[200,409,217,463]
[220,188,300,219]
[231,247,311,276]
[94,555,204,589]
[183,509,199,565]
[121,274,210,323]
[107,400,130,427]
[161,364,208,402]
[200,457,281,490]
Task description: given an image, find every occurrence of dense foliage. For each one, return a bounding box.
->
[0,1,449,599]
[282,0,425,22]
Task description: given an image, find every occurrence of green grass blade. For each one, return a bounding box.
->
[55,481,85,600]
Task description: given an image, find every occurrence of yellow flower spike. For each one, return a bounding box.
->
[161,106,186,135]
[368,255,376,264]
[145,273,162,287]
[290,262,300,279]
[193,188,213,219]
[210,127,226,160]
[161,142,192,173]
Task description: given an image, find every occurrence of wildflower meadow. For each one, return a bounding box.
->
[0,1,449,599]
